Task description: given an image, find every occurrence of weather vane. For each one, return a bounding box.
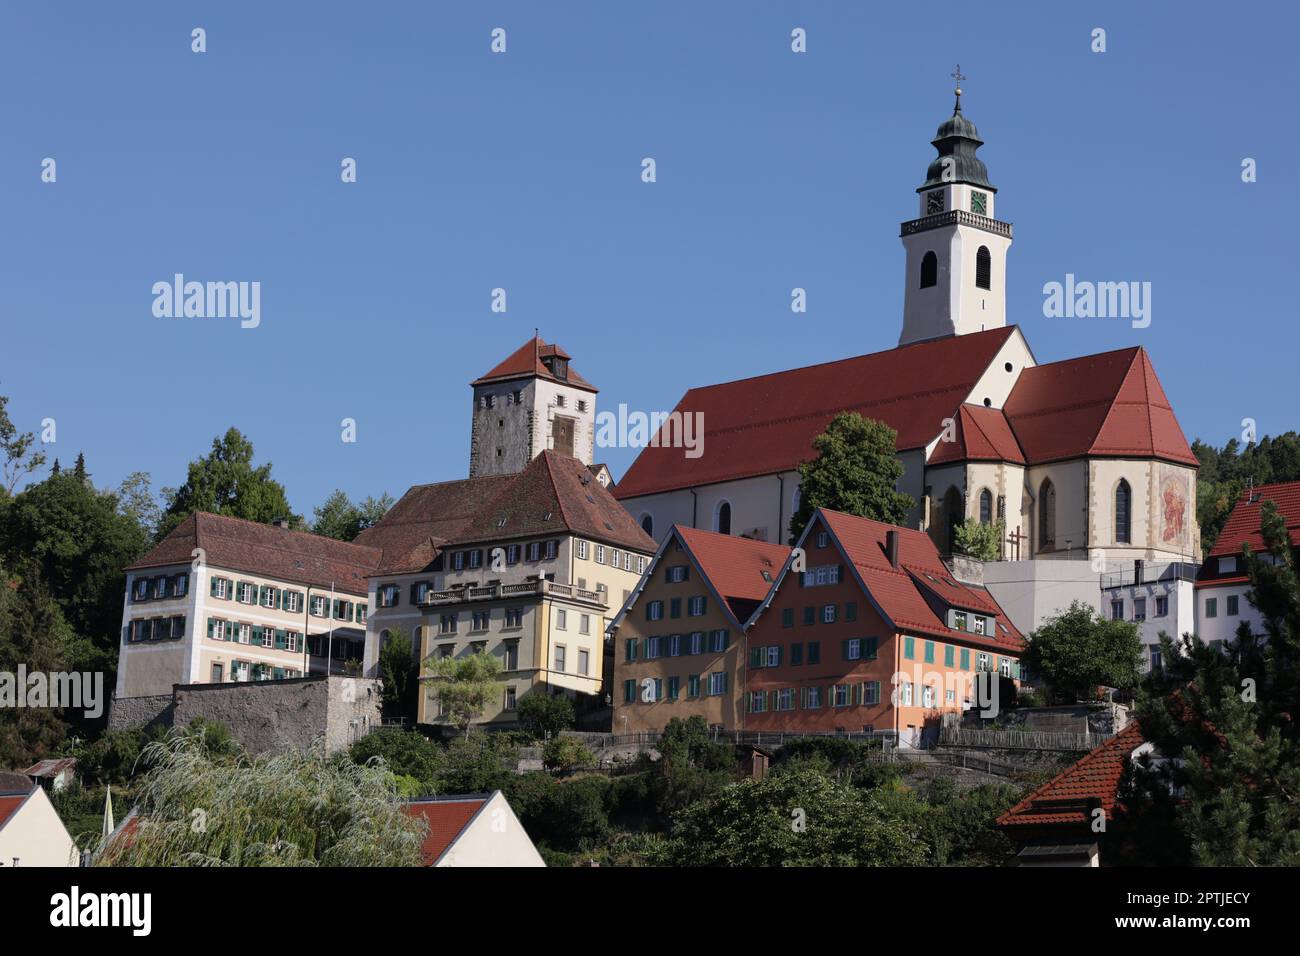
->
[951,64,966,111]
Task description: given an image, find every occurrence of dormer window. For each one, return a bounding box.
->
[544,356,568,380]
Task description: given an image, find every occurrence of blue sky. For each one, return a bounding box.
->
[1,1,1294,517]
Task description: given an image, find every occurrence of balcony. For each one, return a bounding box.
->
[416,578,606,608]
[1100,562,1199,591]
[899,209,1012,239]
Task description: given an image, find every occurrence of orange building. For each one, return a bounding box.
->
[609,526,790,733]
[743,509,1024,747]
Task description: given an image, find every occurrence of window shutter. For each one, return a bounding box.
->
[275,628,286,649]
[750,646,762,669]
[206,618,215,638]
[841,639,849,660]
[210,577,218,597]
[775,645,783,667]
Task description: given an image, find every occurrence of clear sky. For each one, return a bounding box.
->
[1,1,1294,516]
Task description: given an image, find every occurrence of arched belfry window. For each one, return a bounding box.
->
[1038,479,1056,550]
[715,501,732,536]
[979,489,993,525]
[1115,480,1132,545]
[640,514,654,538]
[920,251,938,289]
[975,246,991,290]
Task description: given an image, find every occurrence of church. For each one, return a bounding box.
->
[611,84,1201,618]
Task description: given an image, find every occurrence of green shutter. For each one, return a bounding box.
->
[750,646,762,669]
[209,577,218,597]
[206,618,215,638]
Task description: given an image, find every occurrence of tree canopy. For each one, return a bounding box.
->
[158,427,299,539]
[789,412,913,543]
[1023,600,1144,703]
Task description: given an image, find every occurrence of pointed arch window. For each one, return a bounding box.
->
[1115,480,1132,545]
[715,501,732,536]
[975,246,992,290]
[1038,479,1056,550]
[920,251,938,289]
[979,489,993,525]
[640,514,654,538]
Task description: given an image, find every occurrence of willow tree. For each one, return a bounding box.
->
[100,730,426,867]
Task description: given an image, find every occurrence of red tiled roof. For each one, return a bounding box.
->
[675,526,791,623]
[1206,480,1300,559]
[614,327,1019,499]
[817,509,1024,650]
[402,797,486,865]
[928,404,1025,465]
[998,722,1145,829]
[126,512,381,595]
[471,336,596,393]
[0,792,30,831]
[1002,347,1197,466]
[355,475,515,574]
[453,451,656,555]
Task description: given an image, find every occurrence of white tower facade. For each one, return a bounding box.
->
[899,87,1012,346]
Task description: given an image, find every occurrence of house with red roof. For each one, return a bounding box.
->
[742,509,1024,747]
[609,525,791,733]
[997,721,1145,866]
[359,450,656,729]
[0,778,80,868]
[402,791,544,867]
[611,93,1200,637]
[114,512,382,707]
[1194,479,1300,650]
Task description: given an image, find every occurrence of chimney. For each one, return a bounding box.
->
[886,530,900,568]
[274,517,290,530]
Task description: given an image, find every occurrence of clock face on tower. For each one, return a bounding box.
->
[971,191,988,216]
[926,191,945,215]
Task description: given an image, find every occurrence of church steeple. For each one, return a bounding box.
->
[898,69,1013,346]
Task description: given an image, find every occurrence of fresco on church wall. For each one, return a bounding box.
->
[1158,465,1190,551]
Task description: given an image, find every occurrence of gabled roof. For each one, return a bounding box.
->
[928,404,1025,465]
[614,327,1019,499]
[354,475,515,574]
[674,527,790,625]
[126,512,381,595]
[998,722,1144,829]
[402,795,488,866]
[453,451,655,554]
[809,509,1024,650]
[1206,480,1300,560]
[1002,347,1197,466]
[471,336,597,393]
[357,452,655,576]
[0,788,36,833]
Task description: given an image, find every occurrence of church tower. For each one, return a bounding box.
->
[899,71,1013,346]
[469,336,597,477]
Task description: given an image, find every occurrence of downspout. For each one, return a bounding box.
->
[689,488,698,529]
[777,474,785,545]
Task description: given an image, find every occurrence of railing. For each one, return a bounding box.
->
[582,729,898,750]
[416,579,608,608]
[938,726,1108,752]
[900,209,1012,239]
[1100,562,1199,590]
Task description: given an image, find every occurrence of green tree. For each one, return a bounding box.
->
[157,428,299,539]
[312,489,393,542]
[422,651,504,737]
[99,731,425,866]
[655,767,927,866]
[1023,600,1144,703]
[1126,499,1300,865]
[516,693,575,740]
[349,727,443,793]
[1193,431,1300,552]
[789,412,913,543]
[2,467,149,647]
[953,518,1004,561]
[0,391,47,494]
[436,733,519,794]
[377,628,417,720]
[543,736,595,773]
[116,472,163,539]
[507,772,611,853]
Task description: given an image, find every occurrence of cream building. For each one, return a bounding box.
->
[0,783,80,868]
[115,512,378,700]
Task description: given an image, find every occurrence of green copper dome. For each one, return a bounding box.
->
[917,104,996,193]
